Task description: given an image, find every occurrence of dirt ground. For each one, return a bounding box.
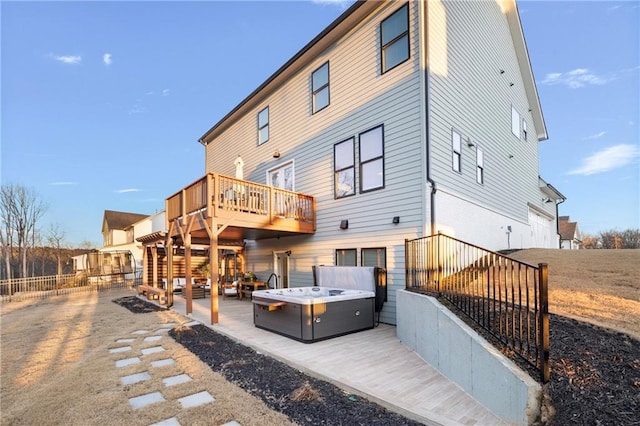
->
[1,249,638,425]
[507,249,640,340]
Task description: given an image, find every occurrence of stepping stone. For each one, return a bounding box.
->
[178,391,214,409]
[116,357,141,368]
[116,338,136,343]
[183,321,199,327]
[221,422,242,426]
[129,391,165,409]
[151,358,175,368]
[160,322,178,327]
[121,371,151,385]
[109,346,132,354]
[132,329,149,335]
[144,335,162,342]
[155,328,172,333]
[141,346,165,355]
[162,373,192,387]
[150,417,180,426]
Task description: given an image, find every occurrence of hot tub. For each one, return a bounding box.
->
[252,266,384,343]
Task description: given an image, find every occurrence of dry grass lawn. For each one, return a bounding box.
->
[507,249,640,340]
[1,249,638,425]
[0,289,295,426]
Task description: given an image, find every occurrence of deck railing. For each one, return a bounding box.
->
[166,173,315,227]
[405,233,550,382]
[0,273,140,302]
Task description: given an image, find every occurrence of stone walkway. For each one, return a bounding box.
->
[108,320,240,426]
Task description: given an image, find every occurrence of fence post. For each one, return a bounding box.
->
[538,263,550,383]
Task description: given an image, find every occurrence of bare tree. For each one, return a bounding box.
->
[0,185,17,280]
[0,184,47,279]
[47,223,67,277]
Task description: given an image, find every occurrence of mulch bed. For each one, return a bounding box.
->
[113,296,640,425]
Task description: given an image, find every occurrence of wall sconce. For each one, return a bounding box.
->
[392,216,400,224]
[339,220,349,230]
[508,154,514,159]
[509,82,514,87]
[285,250,292,256]
[273,150,281,158]
[500,69,505,74]
[543,197,553,204]
[467,138,475,148]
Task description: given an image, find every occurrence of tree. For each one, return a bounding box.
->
[598,228,640,249]
[47,223,67,277]
[0,184,48,279]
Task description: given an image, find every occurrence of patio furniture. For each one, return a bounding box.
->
[239,281,268,300]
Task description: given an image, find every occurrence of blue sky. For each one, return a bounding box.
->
[2,1,638,246]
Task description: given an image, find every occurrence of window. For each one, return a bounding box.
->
[258,106,269,144]
[381,4,410,73]
[334,138,355,198]
[336,249,357,266]
[476,147,484,184]
[362,247,386,268]
[312,62,330,113]
[522,119,528,141]
[452,129,462,173]
[359,125,384,192]
[511,106,521,138]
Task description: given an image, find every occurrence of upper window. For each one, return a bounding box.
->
[452,129,462,173]
[334,138,355,198]
[336,249,357,266]
[381,4,409,73]
[312,62,330,113]
[511,106,521,139]
[258,106,269,145]
[359,125,385,192]
[476,147,484,184]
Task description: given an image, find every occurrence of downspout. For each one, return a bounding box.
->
[555,196,566,249]
[420,0,437,237]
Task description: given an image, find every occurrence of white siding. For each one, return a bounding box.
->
[428,0,542,246]
[205,2,425,324]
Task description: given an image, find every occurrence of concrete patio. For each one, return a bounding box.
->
[166,293,511,426]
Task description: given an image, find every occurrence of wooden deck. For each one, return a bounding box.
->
[169,295,512,425]
[166,173,315,242]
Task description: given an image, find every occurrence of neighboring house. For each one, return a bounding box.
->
[100,210,166,272]
[559,216,582,249]
[161,0,561,326]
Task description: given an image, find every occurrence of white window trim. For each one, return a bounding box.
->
[452,128,462,173]
[511,106,521,139]
[476,146,484,184]
[266,159,295,191]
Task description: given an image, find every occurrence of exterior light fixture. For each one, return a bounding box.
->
[273,150,281,158]
[339,220,348,230]
[392,216,400,224]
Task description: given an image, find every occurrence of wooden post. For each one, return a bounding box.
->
[184,231,193,314]
[151,245,158,289]
[210,230,219,324]
[165,233,174,307]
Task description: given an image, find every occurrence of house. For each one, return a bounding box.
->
[147,3,557,420]
[90,210,165,276]
[559,216,582,249]
[154,0,562,325]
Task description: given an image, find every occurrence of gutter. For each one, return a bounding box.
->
[420,1,437,236]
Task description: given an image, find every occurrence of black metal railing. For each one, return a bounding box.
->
[405,233,549,382]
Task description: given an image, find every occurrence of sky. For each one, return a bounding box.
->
[1,0,638,246]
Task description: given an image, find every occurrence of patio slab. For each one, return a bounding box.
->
[129,391,166,409]
[177,391,214,409]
